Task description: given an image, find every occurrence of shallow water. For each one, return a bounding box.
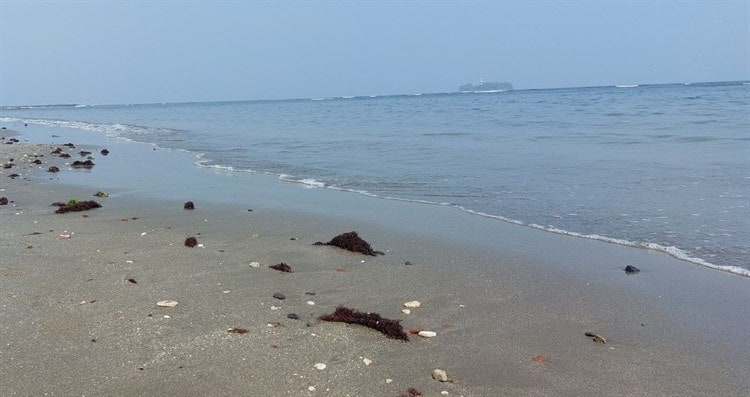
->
[2,82,748,274]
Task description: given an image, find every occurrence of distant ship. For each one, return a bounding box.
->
[459,79,513,92]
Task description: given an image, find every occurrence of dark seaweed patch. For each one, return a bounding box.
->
[314,231,377,256]
[319,306,408,341]
[54,200,101,213]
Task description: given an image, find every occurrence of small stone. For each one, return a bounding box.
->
[157,300,178,308]
[249,261,260,268]
[404,301,421,308]
[386,379,393,384]
[418,330,437,338]
[432,369,448,382]
[362,358,372,366]
[273,292,286,300]
[405,261,413,266]
[441,391,449,396]
[624,265,640,274]
[287,313,299,320]
[314,363,327,370]
[306,301,315,306]
[308,386,315,391]
[163,315,171,319]
[402,309,411,314]
[270,306,279,311]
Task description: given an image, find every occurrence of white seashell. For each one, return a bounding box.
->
[403,301,421,308]
[156,300,178,307]
[249,261,260,268]
[363,358,372,366]
[432,368,448,382]
[418,330,437,338]
[314,363,326,370]
[402,309,411,314]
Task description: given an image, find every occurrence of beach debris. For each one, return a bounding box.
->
[405,261,413,266]
[184,237,198,247]
[127,278,138,284]
[272,292,286,300]
[532,355,549,363]
[314,363,327,370]
[227,327,249,334]
[402,309,411,314]
[314,231,378,256]
[157,300,178,308]
[432,369,449,382]
[100,149,109,156]
[59,153,71,158]
[8,173,20,179]
[319,306,409,341]
[64,143,75,148]
[94,191,108,197]
[287,313,299,320]
[624,265,640,275]
[418,330,437,338]
[0,197,8,205]
[306,300,315,306]
[401,388,423,397]
[51,147,63,155]
[31,159,42,164]
[3,163,12,169]
[336,267,347,272]
[47,166,59,173]
[585,332,607,344]
[79,150,92,157]
[407,328,425,335]
[269,262,292,272]
[403,300,421,308]
[70,160,95,169]
[53,200,101,213]
[183,201,194,210]
[249,261,260,268]
[362,357,373,366]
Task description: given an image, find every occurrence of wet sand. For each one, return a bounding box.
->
[1,131,748,396]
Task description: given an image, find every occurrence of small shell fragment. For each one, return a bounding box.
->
[403,301,421,308]
[314,363,327,370]
[156,300,178,308]
[418,330,437,338]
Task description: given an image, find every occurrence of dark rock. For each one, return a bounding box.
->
[183,201,194,210]
[624,265,640,275]
[287,313,299,320]
[79,150,92,156]
[51,147,63,154]
[269,263,292,273]
[63,143,75,148]
[319,306,409,341]
[59,153,71,158]
[100,149,109,156]
[48,166,60,173]
[273,292,286,300]
[314,231,377,256]
[8,173,20,179]
[2,163,11,169]
[31,159,42,164]
[184,237,198,247]
[0,197,8,205]
[405,261,413,266]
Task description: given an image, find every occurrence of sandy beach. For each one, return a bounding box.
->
[1,130,748,396]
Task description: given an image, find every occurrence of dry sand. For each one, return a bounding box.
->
[1,134,748,396]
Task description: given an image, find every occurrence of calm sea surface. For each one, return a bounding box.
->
[2,82,749,275]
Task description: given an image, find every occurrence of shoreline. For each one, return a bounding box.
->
[1,128,749,395]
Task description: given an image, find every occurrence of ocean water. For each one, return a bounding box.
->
[2,82,749,276]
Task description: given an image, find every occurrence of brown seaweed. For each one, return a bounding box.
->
[183,201,194,210]
[314,231,377,256]
[54,200,101,213]
[184,237,198,247]
[71,160,95,169]
[318,306,409,341]
[48,166,60,173]
[0,197,8,205]
[400,388,423,397]
[269,263,292,273]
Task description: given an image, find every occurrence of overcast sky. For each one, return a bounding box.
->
[1,1,748,105]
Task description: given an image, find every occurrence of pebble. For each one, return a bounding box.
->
[441,391,449,396]
[287,313,299,320]
[403,301,421,308]
[163,315,171,319]
[308,386,315,391]
[385,379,393,384]
[270,306,279,311]
[432,368,448,382]
[273,292,286,300]
[156,300,178,308]
[249,261,260,268]
[306,301,315,306]
[418,330,437,338]
[362,358,372,366]
[314,363,327,370]
[401,309,411,314]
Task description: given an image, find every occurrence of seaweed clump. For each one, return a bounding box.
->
[269,263,292,273]
[183,201,194,210]
[0,197,8,205]
[185,237,198,247]
[400,388,423,397]
[53,200,102,213]
[318,306,409,341]
[71,160,95,169]
[314,231,377,256]
[48,166,60,173]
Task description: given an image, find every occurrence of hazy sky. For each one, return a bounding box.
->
[1,1,748,105]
